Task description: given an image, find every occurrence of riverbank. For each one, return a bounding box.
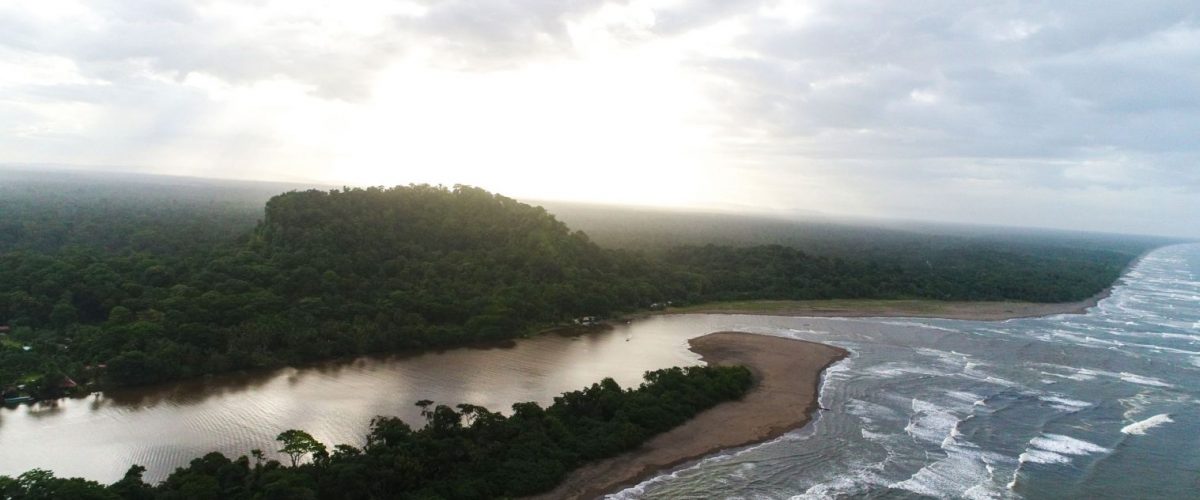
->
[530,332,848,500]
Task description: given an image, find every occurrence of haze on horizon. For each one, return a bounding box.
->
[2,1,1198,238]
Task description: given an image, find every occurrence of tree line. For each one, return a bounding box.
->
[0,365,753,499]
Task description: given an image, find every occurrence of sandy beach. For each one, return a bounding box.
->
[662,288,1112,321]
[530,332,848,500]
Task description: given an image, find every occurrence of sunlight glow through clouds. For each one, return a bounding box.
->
[3,0,1200,235]
[335,21,722,207]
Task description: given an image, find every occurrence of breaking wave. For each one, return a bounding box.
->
[1121,414,1174,435]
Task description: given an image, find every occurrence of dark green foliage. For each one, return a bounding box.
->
[0,469,119,500]
[276,430,326,467]
[667,242,1136,302]
[0,184,677,393]
[0,174,1167,394]
[0,365,754,499]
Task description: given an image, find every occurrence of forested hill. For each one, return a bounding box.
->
[0,174,1172,394]
[246,186,680,341]
[256,186,615,283]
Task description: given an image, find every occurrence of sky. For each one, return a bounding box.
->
[2,1,1198,237]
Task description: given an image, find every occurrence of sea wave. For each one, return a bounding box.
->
[1118,372,1174,388]
[1018,449,1072,465]
[904,398,960,444]
[1040,395,1091,412]
[1028,434,1110,456]
[1120,414,1173,435]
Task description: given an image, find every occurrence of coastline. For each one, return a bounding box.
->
[529,332,848,500]
[654,248,1154,322]
[658,291,1111,322]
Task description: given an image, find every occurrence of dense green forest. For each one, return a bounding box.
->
[0,169,1171,397]
[0,365,753,499]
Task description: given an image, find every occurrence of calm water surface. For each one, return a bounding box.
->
[0,321,703,482]
[2,244,1199,499]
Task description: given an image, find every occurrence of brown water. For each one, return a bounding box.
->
[0,317,711,482]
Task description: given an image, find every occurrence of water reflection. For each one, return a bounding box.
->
[0,321,702,482]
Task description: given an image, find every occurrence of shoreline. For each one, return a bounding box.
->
[529,332,848,500]
[634,248,1156,323]
[544,248,1153,332]
[657,290,1112,322]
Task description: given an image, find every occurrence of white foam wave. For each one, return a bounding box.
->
[1034,364,1179,389]
[1119,372,1174,388]
[1119,330,1198,342]
[1034,364,1099,381]
[1040,395,1091,412]
[879,321,960,333]
[1069,368,1102,381]
[889,436,1011,499]
[1018,449,1072,465]
[786,327,828,336]
[861,429,889,441]
[796,468,888,499]
[1049,330,1126,347]
[905,398,960,444]
[1029,434,1110,457]
[982,375,1021,387]
[817,354,852,409]
[846,399,901,423]
[604,428,805,498]
[1121,413,1174,435]
[867,362,945,378]
[1014,433,1111,473]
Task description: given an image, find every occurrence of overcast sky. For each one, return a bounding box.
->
[2,1,1198,237]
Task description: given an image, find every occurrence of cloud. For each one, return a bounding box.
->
[0,0,1197,236]
[681,1,1200,196]
[0,0,410,100]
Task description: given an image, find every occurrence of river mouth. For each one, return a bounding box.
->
[3,244,1199,499]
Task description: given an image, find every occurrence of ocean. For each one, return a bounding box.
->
[614,243,1200,498]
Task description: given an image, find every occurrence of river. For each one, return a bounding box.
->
[2,244,1199,498]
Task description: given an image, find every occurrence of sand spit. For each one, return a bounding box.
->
[530,332,848,500]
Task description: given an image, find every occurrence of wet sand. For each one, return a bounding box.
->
[531,332,848,500]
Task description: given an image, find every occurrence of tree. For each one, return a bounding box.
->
[107,306,132,324]
[276,429,325,467]
[107,465,153,500]
[106,351,159,386]
[49,300,78,328]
